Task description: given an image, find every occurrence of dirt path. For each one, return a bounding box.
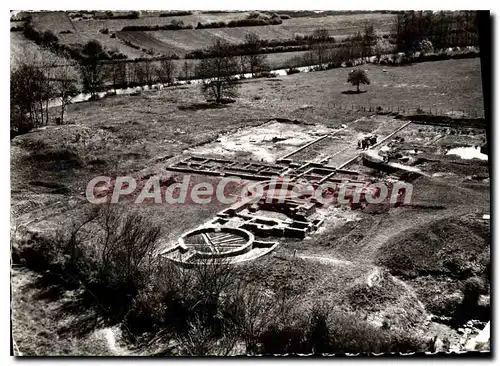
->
[298,254,351,266]
[99,327,130,356]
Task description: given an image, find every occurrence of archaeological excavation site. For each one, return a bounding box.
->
[10,9,490,357]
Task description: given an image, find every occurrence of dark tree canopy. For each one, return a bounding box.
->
[347,69,370,92]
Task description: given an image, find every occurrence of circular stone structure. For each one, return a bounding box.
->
[177,226,255,260]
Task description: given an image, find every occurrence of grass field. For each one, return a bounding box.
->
[17,11,396,60]
[10,32,69,67]
[119,12,395,57]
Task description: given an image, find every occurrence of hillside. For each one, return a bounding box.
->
[13,10,396,60]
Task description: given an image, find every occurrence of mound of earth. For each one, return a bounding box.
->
[376,215,489,279]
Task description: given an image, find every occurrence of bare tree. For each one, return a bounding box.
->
[226,283,274,353]
[80,40,107,99]
[197,39,240,103]
[10,64,45,132]
[156,58,176,85]
[362,24,376,57]
[109,61,127,91]
[143,58,155,86]
[243,33,267,76]
[134,61,146,85]
[10,46,57,130]
[53,56,79,124]
[310,28,332,68]
[183,60,191,81]
[302,51,316,69]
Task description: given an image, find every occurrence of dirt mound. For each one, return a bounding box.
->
[348,269,427,331]
[13,125,115,151]
[376,215,489,279]
[12,125,117,172]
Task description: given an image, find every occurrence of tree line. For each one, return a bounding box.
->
[395,11,479,54]
[10,39,177,134]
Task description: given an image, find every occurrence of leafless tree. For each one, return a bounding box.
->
[53,56,79,124]
[226,283,274,353]
[197,39,240,103]
[80,40,107,99]
[143,58,155,85]
[183,60,191,81]
[156,58,176,85]
[310,28,332,68]
[134,61,146,85]
[243,33,267,76]
[109,61,127,91]
[10,46,58,130]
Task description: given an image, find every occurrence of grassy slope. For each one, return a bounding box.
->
[11,268,115,356]
[24,11,395,60]
[270,58,484,114]
[376,214,490,278]
[10,32,69,67]
[139,13,395,56]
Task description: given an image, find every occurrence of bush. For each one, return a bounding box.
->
[257,304,428,354]
[13,206,162,321]
[196,21,227,29]
[197,15,282,29]
[121,20,192,31]
[101,11,140,20]
[159,11,193,17]
[462,277,484,306]
[255,71,278,78]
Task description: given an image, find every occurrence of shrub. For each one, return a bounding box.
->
[257,304,428,354]
[462,277,484,306]
[42,30,58,45]
[121,20,192,31]
[159,11,193,17]
[13,206,163,321]
[255,71,278,78]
